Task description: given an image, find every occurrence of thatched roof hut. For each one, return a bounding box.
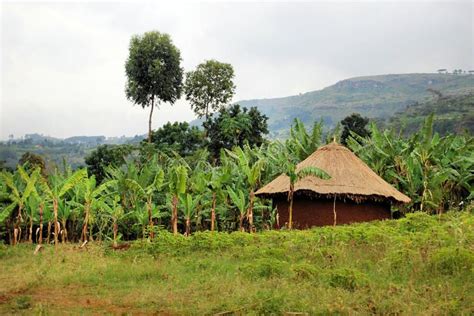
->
[256,142,410,228]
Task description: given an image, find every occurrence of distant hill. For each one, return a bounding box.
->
[237,73,474,137]
[0,134,145,170]
[383,93,474,136]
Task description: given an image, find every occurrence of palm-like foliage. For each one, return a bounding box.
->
[169,164,188,235]
[347,114,473,214]
[226,145,265,232]
[1,167,40,245]
[226,186,248,231]
[40,169,87,246]
[179,193,200,235]
[123,161,164,239]
[286,118,323,161]
[284,163,330,229]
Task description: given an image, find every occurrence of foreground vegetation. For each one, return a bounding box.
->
[1,212,473,314]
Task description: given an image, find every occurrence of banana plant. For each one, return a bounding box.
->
[57,199,73,243]
[226,145,265,232]
[25,194,42,243]
[169,164,188,235]
[179,193,200,236]
[1,167,40,245]
[123,163,164,239]
[284,162,330,229]
[208,165,232,231]
[226,186,248,232]
[70,175,116,243]
[285,118,323,161]
[99,196,131,246]
[40,168,87,247]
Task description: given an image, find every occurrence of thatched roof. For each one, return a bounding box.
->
[256,142,411,204]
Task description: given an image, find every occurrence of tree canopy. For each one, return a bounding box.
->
[85,145,133,183]
[125,31,184,142]
[146,122,206,157]
[340,113,370,145]
[184,60,235,119]
[203,104,269,159]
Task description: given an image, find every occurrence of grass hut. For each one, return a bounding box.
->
[256,142,411,228]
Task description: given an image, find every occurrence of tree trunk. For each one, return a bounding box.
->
[185,217,191,236]
[89,225,94,242]
[248,190,255,233]
[13,227,18,246]
[148,97,155,143]
[333,195,337,226]
[211,192,216,232]
[147,197,154,239]
[82,203,90,242]
[172,195,178,235]
[62,220,67,243]
[13,205,22,245]
[288,185,294,229]
[38,204,43,245]
[113,219,118,247]
[53,199,59,247]
[47,221,51,244]
[239,214,244,232]
[28,218,33,243]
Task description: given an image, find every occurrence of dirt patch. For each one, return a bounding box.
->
[4,285,171,315]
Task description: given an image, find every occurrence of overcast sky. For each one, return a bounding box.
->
[1,1,473,139]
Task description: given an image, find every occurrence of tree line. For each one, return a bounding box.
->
[0,116,472,245]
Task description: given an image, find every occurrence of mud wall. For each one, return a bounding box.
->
[275,197,391,229]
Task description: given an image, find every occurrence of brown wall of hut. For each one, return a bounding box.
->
[275,197,391,229]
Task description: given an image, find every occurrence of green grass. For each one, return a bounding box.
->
[1,212,473,314]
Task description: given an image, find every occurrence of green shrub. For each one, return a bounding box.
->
[428,246,474,275]
[241,258,288,279]
[328,268,367,291]
[14,296,32,310]
[385,248,419,274]
[291,262,321,281]
[398,212,437,233]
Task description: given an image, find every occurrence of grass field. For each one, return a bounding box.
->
[1,212,473,315]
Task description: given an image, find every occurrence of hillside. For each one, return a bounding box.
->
[237,73,474,137]
[0,134,145,170]
[384,93,474,136]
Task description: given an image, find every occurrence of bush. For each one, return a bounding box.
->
[428,246,474,275]
[398,212,437,233]
[291,262,321,281]
[241,258,288,280]
[328,268,367,291]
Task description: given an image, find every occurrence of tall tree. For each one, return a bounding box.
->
[184,60,236,120]
[340,113,370,145]
[125,31,183,143]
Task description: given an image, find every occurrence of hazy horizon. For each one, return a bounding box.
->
[2,1,473,140]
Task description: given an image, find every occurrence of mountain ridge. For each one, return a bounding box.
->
[236,73,474,137]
